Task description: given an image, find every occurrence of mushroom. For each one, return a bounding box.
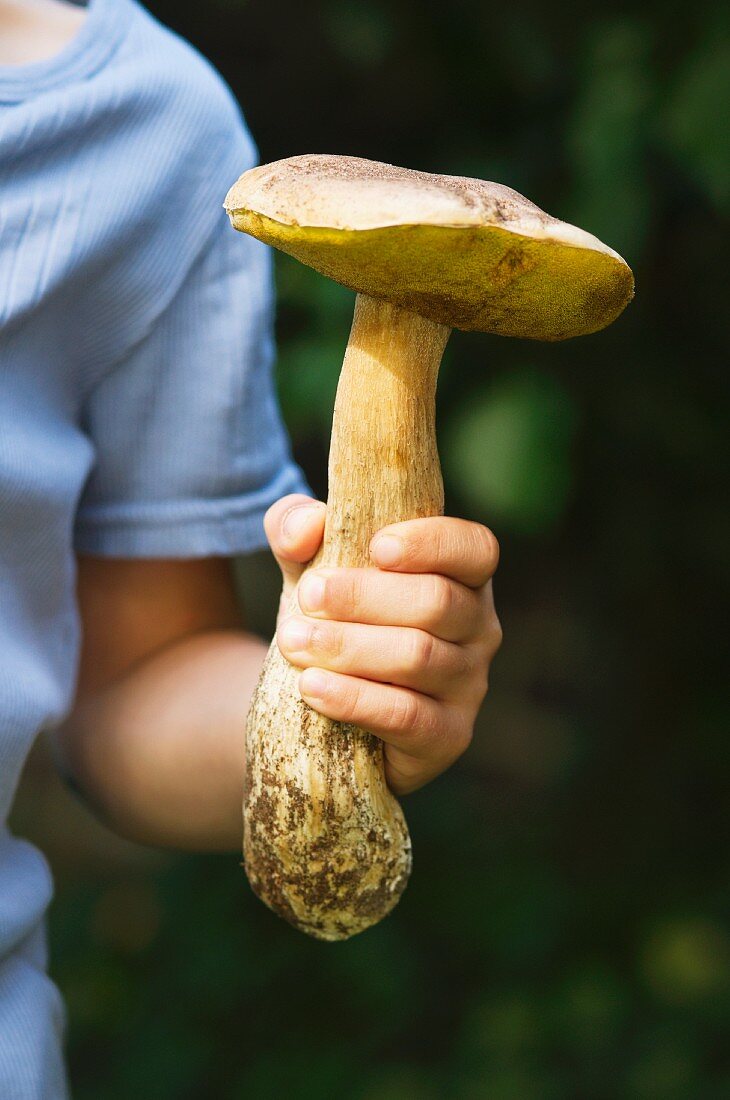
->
[224,154,633,941]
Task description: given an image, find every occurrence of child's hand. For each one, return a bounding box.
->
[264,494,502,794]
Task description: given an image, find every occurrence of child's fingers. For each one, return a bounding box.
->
[264,495,326,595]
[296,567,485,643]
[370,517,499,589]
[297,667,472,770]
[277,616,479,701]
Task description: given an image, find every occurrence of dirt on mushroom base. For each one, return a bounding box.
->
[243,639,412,942]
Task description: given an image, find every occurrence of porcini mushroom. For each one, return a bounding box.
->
[224,155,633,941]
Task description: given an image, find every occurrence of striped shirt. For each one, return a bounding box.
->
[0,1,305,1094]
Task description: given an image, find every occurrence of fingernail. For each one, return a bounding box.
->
[299,573,325,613]
[278,617,311,652]
[283,505,320,543]
[371,534,403,567]
[299,668,329,698]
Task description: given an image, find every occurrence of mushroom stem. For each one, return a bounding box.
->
[317,293,451,570]
[243,293,450,940]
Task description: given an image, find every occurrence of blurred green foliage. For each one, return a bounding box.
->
[23,0,730,1096]
[443,369,578,534]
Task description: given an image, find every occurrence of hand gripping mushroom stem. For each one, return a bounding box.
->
[225,155,634,941]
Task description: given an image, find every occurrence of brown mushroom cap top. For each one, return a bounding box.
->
[225,154,634,340]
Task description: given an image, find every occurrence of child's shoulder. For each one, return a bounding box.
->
[0,2,258,354]
[116,1,247,149]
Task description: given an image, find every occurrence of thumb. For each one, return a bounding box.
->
[264,494,326,603]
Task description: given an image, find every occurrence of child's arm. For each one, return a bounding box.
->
[58,497,500,852]
[58,555,264,851]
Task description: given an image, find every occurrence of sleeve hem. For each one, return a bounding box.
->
[73,463,312,559]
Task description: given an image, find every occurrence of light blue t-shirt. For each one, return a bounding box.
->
[0,1,306,1094]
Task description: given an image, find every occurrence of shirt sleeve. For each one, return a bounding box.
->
[73,210,310,558]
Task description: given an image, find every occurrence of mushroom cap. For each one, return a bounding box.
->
[224,154,634,340]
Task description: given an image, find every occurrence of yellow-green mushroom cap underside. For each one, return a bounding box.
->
[224,154,634,341]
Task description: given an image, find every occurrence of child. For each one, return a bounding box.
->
[0,0,501,1095]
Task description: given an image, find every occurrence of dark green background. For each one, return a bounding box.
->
[14,0,729,1096]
